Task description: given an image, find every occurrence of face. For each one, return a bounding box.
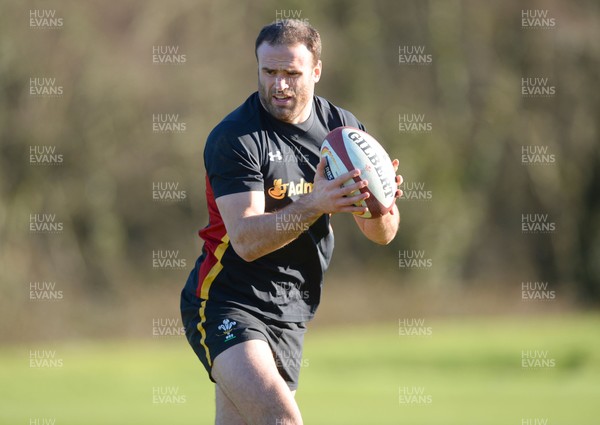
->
[257,42,322,124]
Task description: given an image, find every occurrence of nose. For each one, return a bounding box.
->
[275,76,288,91]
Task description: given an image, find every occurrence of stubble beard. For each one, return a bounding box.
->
[258,81,312,124]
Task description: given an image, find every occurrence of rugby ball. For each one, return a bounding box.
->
[320,127,396,218]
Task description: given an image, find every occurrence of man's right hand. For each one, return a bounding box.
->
[306,157,370,215]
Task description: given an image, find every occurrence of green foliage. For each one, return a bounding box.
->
[0,1,599,343]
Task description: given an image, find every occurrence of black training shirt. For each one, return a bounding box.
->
[186,92,365,323]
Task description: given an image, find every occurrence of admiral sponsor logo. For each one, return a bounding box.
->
[29,281,63,301]
[400,181,432,201]
[268,178,313,199]
[521,10,556,29]
[152,114,186,133]
[521,145,555,164]
[399,386,432,404]
[30,214,63,233]
[349,131,394,198]
[152,45,186,64]
[521,77,555,98]
[152,181,187,202]
[399,114,432,132]
[29,77,63,97]
[152,250,187,269]
[152,386,187,404]
[29,9,63,29]
[398,250,432,268]
[30,145,63,165]
[398,45,432,65]
[29,350,63,368]
[399,318,433,336]
[521,350,556,369]
[521,214,556,234]
[521,282,556,301]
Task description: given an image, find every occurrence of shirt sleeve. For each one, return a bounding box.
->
[317,95,366,133]
[342,111,366,132]
[204,124,264,199]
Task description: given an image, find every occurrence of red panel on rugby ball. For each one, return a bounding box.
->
[321,127,396,219]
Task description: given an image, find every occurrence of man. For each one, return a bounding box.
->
[181,19,402,424]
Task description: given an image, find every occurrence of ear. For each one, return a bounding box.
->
[313,60,322,83]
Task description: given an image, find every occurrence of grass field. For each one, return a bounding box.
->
[1,314,598,424]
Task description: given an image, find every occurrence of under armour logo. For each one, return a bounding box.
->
[268,151,283,161]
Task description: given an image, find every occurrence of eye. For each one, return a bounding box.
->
[264,69,276,76]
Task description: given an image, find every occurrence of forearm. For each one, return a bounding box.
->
[354,204,400,245]
[231,195,323,262]
[219,158,369,261]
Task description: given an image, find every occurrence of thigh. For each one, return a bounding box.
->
[181,295,269,383]
[216,384,247,425]
[212,339,303,425]
[214,372,297,425]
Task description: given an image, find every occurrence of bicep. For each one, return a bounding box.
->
[216,191,265,236]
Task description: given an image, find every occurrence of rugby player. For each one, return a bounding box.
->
[181,19,402,425]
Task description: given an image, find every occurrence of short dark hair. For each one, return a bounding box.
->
[255,19,322,65]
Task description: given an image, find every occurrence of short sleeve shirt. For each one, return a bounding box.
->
[186,92,365,323]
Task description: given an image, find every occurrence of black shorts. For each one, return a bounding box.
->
[180,288,307,391]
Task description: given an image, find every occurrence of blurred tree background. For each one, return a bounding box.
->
[0,0,598,342]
